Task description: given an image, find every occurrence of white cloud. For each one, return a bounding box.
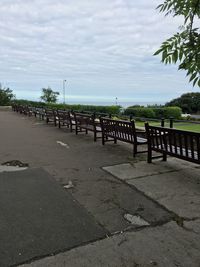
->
[0,0,196,104]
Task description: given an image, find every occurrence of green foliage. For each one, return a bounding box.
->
[0,88,15,106]
[166,92,200,113]
[154,0,200,86]
[40,87,59,103]
[12,99,46,107]
[124,107,156,118]
[153,107,182,118]
[50,104,121,114]
[124,106,181,119]
[12,99,121,114]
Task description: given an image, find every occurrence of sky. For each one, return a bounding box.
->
[0,0,199,105]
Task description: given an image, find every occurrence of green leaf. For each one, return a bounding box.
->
[153,48,163,56]
[189,72,197,82]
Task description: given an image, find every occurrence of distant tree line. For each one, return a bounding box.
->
[124,106,182,119]
[166,92,200,113]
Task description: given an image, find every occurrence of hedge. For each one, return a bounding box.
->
[152,107,182,119]
[124,107,155,118]
[124,106,182,119]
[12,100,121,115]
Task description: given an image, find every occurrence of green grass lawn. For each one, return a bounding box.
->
[136,121,200,133]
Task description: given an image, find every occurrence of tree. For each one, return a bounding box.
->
[154,0,200,87]
[166,92,200,113]
[40,87,60,103]
[0,87,15,105]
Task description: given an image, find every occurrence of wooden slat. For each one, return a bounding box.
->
[190,135,194,159]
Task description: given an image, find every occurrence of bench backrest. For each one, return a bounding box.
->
[45,108,56,117]
[145,123,200,163]
[73,112,95,125]
[100,117,136,144]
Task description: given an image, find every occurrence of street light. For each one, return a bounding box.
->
[63,80,67,104]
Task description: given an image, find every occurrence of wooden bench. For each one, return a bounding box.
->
[145,123,200,164]
[57,110,75,132]
[73,112,102,141]
[31,107,45,120]
[100,117,147,157]
[13,105,33,116]
[45,108,57,126]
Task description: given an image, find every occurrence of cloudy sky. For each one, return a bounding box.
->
[0,0,198,105]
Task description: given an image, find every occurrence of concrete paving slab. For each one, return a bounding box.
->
[20,221,200,267]
[184,219,200,234]
[128,168,200,218]
[102,160,185,181]
[0,168,107,267]
[72,170,174,232]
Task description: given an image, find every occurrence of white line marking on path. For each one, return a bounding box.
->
[0,166,28,173]
[56,141,70,149]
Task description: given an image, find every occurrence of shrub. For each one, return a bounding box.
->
[153,107,182,119]
[12,100,122,115]
[124,106,182,119]
[12,99,46,107]
[124,107,155,118]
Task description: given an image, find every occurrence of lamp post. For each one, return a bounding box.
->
[63,80,67,104]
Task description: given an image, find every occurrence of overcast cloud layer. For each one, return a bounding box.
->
[0,0,197,104]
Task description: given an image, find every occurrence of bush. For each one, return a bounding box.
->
[153,107,182,119]
[124,107,155,118]
[12,100,122,115]
[124,106,182,119]
[12,99,46,107]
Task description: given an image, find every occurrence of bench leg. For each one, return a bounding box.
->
[76,126,78,135]
[46,118,49,124]
[133,144,137,157]
[59,120,61,128]
[147,148,152,163]
[94,131,97,142]
[163,152,167,161]
[102,134,105,145]
[114,138,117,144]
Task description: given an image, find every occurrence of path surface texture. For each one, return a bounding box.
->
[0,110,200,267]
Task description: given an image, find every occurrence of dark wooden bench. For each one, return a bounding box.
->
[73,112,102,141]
[45,108,57,126]
[100,117,147,157]
[57,110,75,132]
[145,123,200,164]
[31,107,45,120]
[13,105,33,116]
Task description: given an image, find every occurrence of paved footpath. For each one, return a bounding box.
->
[0,110,200,267]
